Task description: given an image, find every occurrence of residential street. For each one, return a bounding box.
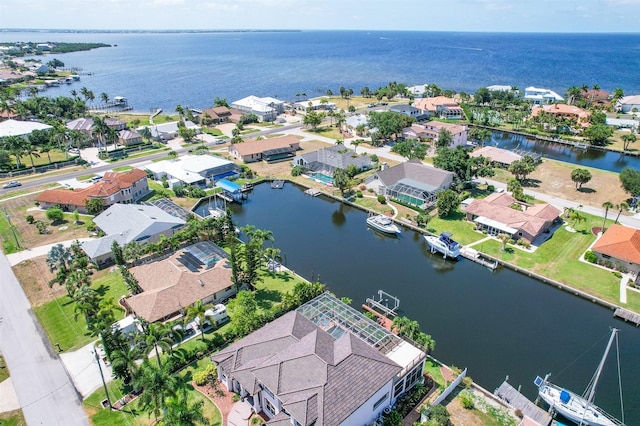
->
[0,251,89,425]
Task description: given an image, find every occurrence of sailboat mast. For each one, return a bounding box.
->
[586,328,619,405]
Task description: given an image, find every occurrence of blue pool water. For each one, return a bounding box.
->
[310,173,334,185]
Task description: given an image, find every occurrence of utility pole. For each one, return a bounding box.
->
[92,349,112,409]
[4,208,20,249]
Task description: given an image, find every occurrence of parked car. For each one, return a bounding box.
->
[68,148,80,154]
[367,103,375,108]
[2,180,21,189]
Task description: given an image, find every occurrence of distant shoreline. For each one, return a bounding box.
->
[0,28,302,34]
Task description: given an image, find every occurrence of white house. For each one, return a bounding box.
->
[294,98,337,111]
[523,86,564,105]
[0,119,52,138]
[616,95,640,114]
[144,121,201,142]
[231,96,285,122]
[145,154,239,188]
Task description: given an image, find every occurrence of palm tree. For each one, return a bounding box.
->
[264,247,282,272]
[161,388,209,426]
[497,233,511,252]
[614,202,629,224]
[110,345,140,383]
[73,285,101,322]
[46,243,73,272]
[570,210,587,231]
[123,241,144,263]
[392,316,410,335]
[601,201,614,232]
[183,300,214,341]
[1,135,27,169]
[100,92,109,105]
[137,321,175,367]
[92,116,109,152]
[133,359,178,421]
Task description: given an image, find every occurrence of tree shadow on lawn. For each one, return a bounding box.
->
[577,187,596,193]
[522,178,541,188]
[264,270,294,282]
[94,284,109,297]
[51,219,69,226]
[255,288,282,309]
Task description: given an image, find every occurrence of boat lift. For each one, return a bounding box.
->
[365,290,399,318]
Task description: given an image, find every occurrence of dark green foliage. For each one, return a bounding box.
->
[85,198,105,215]
[584,250,598,263]
[436,189,459,218]
[112,241,124,266]
[291,165,303,176]
[422,403,451,425]
[45,207,64,222]
[25,214,35,224]
[377,194,387,204]
[620,167,640,196]
[391,139,427,159]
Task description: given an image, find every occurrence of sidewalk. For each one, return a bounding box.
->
[6,237,94,266]
[0,378,20,413]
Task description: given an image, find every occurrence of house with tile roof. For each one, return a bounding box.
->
[146,154,239,188]
[199,106,242,125]
[616,95,640,114]
[465,192,561,243]
[365,160,455,209]
[80,203,185,266]
[35,168,150,214]
[212,294,426,426]
[402,121,467,147]
[292,143,372,177]
[469,146,522,168]
[143,121,201,143]
[413,97,464,120]
[118,129,143,146]
[123,241,239,323]
[229,135,300,163]
[591,224,640,278]
[531,103,591,128]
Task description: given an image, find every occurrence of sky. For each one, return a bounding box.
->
[1,0,640,33]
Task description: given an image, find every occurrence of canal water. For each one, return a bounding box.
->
[221,183,640,423]
[488,130,640,173]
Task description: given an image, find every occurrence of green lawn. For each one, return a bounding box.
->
[14,149,70,169]
[0,355,10,382]
[424,358,446,388]
[478,213,640,312]
[76,173,98,181]
[426,211,486,246]
[34,270,128,351]
[112,165,134,172]
[0,410,26,426]
[0,212,23,254]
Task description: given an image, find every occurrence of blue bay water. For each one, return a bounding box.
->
[2,31,639,113]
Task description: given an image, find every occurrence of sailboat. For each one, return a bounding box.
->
[534,328,625,426]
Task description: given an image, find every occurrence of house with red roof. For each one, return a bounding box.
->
[531,104,592,128]
[413,97,464,120]
[229,135,300,163]
[591,224,640,277]
[465,192,561,243]
[35,168,150,214]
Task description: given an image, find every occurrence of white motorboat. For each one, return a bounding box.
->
[366,214,401,235]
[535,329,624,426]
[208,207,225,218]
[424,232,461,259]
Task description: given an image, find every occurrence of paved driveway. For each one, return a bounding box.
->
[0,251,89,425]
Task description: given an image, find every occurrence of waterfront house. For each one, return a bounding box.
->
[123,241,239,323]
[591,224,640,278]
[118,129,143,146]
[616,95,640,114]
[582,88,610,107]
[0,119,52,138]
[36,168,150,213]
[229,135,300,163]
[531,103,591,128]
[469,146,522,168]
[80,203,185,266]
[413,97,464,120]
[212,293,426,426]
[231,96,285,122]
[523,86,564,105]
[144,120,201,143]
[389,104,429,122]
[292,143,371,177]
[365,160,455,209]
[294,98,337,111]
[401,121,467,147]
[145,154,239,188]
[199,106,242,125]
[465,192,561,243]
[343,114,370,136]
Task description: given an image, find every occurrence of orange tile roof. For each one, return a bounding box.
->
[36,168,147,207]
[414,96,460,112]
[592,224,640,264]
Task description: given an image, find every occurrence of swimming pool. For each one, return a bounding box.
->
[310,172,334,185]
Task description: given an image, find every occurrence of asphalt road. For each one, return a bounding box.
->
[0,251,89,425]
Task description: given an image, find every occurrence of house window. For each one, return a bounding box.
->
[602,254,611,259]
[373,393,388,411]
[393,380,404,399]
[264,398,276,416]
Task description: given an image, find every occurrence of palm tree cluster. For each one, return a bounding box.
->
[391,316,436,354]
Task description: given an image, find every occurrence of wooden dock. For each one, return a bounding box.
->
[614,307,640,326]
[460,246,498,270]
[361,304,394,331]
[304,188,321,197]
[494,381,552,426]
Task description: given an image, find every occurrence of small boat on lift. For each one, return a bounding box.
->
[366,214,401,235]
[424,232,461,259]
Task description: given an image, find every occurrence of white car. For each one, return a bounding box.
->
[2,180,21,189]
[68,148,80,154]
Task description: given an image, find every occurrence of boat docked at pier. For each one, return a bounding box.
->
[366,214,401,235]
[535,328,625,426]
[424,232,460,259]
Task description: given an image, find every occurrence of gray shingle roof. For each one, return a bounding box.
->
[376,160,454,192]
[297,144,370,172]
[212,311,401,426]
